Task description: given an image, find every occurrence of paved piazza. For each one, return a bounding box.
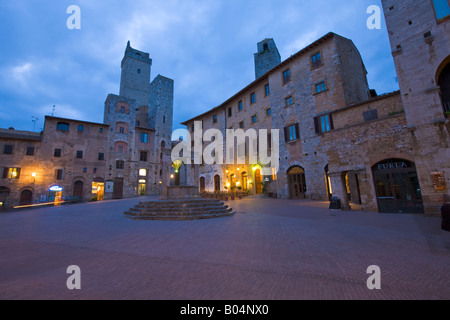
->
[0,196,449,300]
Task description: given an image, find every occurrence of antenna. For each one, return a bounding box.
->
[31,117,39,132]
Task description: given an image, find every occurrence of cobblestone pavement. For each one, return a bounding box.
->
[0,196,449,300]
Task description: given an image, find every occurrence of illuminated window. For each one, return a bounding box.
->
[3,168,21,179]
[139,169,147,177]
[116,160,124,169]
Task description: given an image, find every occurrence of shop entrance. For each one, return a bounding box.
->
[372,159,424,214]
[288,166,307,199]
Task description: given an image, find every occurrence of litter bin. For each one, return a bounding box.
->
[329,197,341,210]
[442,203,450,232]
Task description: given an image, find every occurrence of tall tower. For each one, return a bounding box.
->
[254,38,281,79]
[120,41,152,107]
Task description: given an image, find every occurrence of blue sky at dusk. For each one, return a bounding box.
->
[0,0,398,132]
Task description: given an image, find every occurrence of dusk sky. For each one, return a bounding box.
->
[0,0,398,132]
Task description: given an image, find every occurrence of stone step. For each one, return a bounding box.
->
[131,204,229,212]
[139,199,223,206]
[125,207,234,218]
[124,211,235,221]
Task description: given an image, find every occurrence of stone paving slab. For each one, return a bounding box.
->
[0,196,449,300]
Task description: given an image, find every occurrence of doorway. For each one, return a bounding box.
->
[73,181,83,201]
[199,177,206,193]
[19,190,33,206]
[288,166,307,199]
[255,169,262,194]
[372,159,424,213]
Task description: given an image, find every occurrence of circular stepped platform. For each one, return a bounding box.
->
[124,199,235,221]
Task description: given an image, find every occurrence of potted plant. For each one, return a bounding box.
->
[237,186,243,199]
[230,186,236,200]
[444,111,450,118]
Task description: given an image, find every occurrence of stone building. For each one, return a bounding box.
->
[380,0,450,214]
[0,42,173,209]
[182,21,449,216]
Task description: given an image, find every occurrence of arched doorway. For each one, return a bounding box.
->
[199,177,206,193]
[73,181,84,201]
[19,190,33,206]
[372,159,424,213]
[214,175,221,192]
[241,172,248,191]
[438,59,450,114]
[288,166,307,199]
[255,169,262,194]
[0,187,10,209]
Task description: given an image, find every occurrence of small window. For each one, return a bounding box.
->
[136,121,140,127]
[263,43,269,51]
[76,151,83,159]
[77,125,84,132]
[54,148,62,157]
[238,100,243,111]
[311,52,322,68]
[163,116,166,124]
[140,133,148,143]
[191,123,195,132]
[285,96,294,107]
[83,168,87,173]
[265,84,270,96]
[251,115,258,124]
[3,145,13,155]
[116,160,125,170]
[432,0,450,21]
[250,93,256,104]
[228,107,232,118]
[57,122,70,132]
[213,114,218,124]
[120,107,126,114]
[284,124,299,142]
[266,108,272,117]
[314,114,334,134]
[283,69,291,84]
[26,147,35,156]
[315,81,327,94]
[93,168,97,174]
[239,121,245,129]
[363,109,379,122]
[119,127,125,133]
[137,68,141,74]
[99,128,104,133]
[56,169,64,181]
[140,151,148,162]
[98,153,105,161]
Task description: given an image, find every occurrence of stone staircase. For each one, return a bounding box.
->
[124,199,235,220]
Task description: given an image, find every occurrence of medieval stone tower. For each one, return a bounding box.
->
[254,38,281,79]
[103,41,174,197]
